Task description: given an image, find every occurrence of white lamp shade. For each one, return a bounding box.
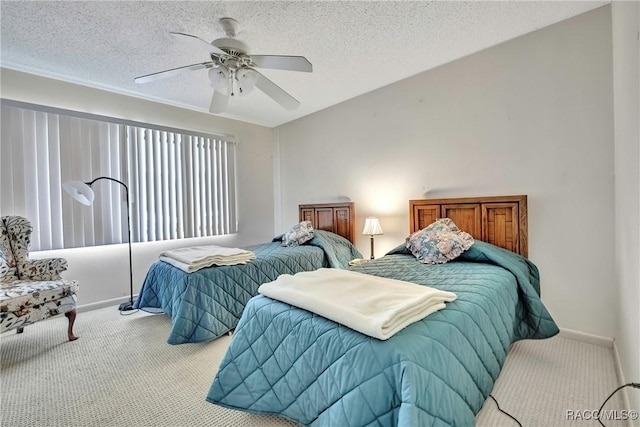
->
[62,181,95,206]
[209,66,229,90]
[362,217,383,235]
[236,68,258,95]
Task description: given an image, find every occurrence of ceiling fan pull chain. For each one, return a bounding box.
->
[229,71,235,97]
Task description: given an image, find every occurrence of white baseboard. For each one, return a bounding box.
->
[77,295,138,313]
[558,327,614,348]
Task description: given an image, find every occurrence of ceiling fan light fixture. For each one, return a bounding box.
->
[209,66,229,90]
[236,68,258,95]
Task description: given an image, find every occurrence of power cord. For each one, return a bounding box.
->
[596,382,640,427]
[139,307,164,315]
[488,382,639,427]
[488,394,522,427]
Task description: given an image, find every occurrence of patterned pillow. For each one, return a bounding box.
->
[405,218,474,264]
[282,221,315,247]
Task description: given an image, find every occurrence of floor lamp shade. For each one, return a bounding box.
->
[362,217,383,259]
[63,177,135,312]
[62,181,95,206]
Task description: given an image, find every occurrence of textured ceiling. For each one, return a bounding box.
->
[1,1,607,128]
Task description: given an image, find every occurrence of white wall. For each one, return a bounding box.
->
[612,0,640,411]
[276,7,617,337]
[0,69,275,309]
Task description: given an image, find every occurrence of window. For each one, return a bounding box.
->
[0,101,237,251]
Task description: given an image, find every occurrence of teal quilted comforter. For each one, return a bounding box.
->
[134,231,361,344]
[206,241,559,425]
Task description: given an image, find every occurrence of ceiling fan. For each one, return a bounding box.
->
[134,17,312,113]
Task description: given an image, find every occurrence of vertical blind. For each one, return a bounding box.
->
[125,126,237,242]
[0,102,237,251]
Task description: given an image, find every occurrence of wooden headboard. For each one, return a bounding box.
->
[409,195,528,257]
[299,202,356,244]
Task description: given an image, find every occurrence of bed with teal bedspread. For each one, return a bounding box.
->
[133,230,361,344]
[206,241,559,426]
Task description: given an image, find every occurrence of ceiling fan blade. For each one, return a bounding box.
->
[250,55,312,73]
[134,62,211,84]
[254,72,300,110]
[209,89,229,114]
[170,32,227,57]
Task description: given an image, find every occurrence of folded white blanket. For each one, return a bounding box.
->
[258,268,456,340]
[159,245,256,273]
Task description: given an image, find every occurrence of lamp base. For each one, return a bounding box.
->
[118,301,135,311]
[370,235,375,259]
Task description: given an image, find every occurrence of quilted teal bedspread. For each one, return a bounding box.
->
[134,231,361,344]
[206,241,559,426]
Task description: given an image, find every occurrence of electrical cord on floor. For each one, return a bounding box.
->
[139,307,165,315]
[488,395,522,427]
[117,300,139,316]
[596,382,640,427]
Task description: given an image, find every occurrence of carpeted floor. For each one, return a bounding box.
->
[0,306,628,427]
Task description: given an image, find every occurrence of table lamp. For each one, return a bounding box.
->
[362,217,383,259]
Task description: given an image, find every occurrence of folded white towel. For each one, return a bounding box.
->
[161,245,255,264]
[159,245,256,273]
[259,268,456,340]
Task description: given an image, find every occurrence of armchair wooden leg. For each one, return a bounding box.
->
[65,309,78,341]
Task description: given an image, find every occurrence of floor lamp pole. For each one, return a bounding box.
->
[120,182,134,311]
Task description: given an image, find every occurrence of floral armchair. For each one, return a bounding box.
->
[0,216,78,341]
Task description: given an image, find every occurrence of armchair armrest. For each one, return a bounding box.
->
[23,258,68,281]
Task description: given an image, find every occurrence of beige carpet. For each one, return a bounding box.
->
[475,334,629,427]
[0,306,628,427]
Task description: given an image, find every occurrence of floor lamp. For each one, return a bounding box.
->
[63,177,135,312]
